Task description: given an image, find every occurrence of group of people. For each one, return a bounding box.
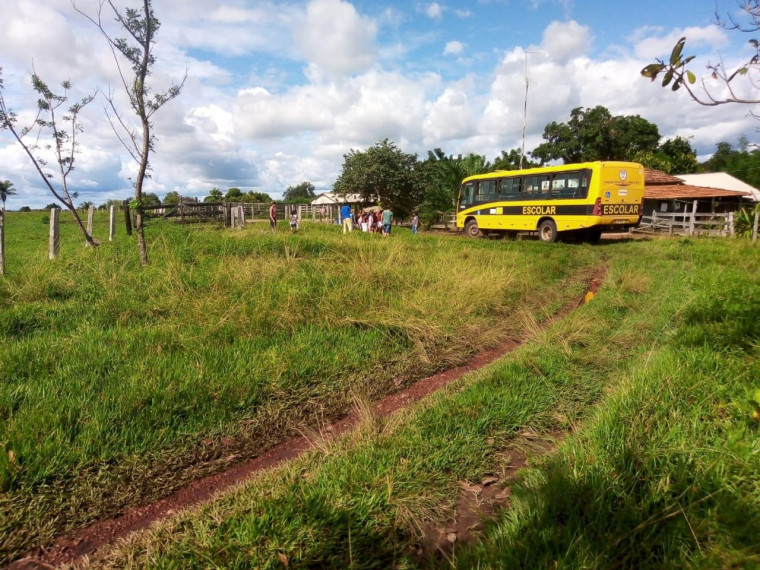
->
[268,202,301,232]
[268,202,419,236]
[340,204,418,237]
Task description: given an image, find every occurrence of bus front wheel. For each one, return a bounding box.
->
[464,219,482,238]
[538,219,558,243]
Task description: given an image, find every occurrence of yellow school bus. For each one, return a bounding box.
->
[456,161,644,242]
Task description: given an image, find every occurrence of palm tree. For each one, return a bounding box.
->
[0,180,16,212]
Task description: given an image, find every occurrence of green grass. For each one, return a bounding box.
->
[83,237,760,569]
[0,212,601,563]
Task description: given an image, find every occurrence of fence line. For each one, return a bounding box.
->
[635,201,736,237]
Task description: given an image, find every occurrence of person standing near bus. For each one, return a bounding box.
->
[382,207,393,237]
[340,203,353,233]
[268,202,277,232]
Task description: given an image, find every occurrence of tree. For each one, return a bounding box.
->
[0,180,15,213]
[632,135,699,174]
[204,187,223,202]
[0,70,98,246]
[142,192,161,207]
[492,148,539,171]
[76,0,187,265]
[44,203,61,210]
[163,191,180,206]
[641,2,760,112]
[334,139,422,215]
[79,200,94,211]
[224,187,243,201]
[283,181,316,202]
[244,191,272,203]
[701,139,760,188]
[532,106,661,164]
[415,149,493,227]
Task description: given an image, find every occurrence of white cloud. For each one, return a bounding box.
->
[444,41,464,56]
[541,20,592,64]
[426,3,443,20]
[423,82,478,142]
[296,0,377,76]
[633,25,728,60]
[233,86,335,139]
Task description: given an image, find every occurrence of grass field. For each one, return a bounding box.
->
[80,234,760,569]
[0,211,603,564]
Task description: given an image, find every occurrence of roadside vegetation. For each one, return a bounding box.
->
[0,212,600,564]
[81,235,760,569]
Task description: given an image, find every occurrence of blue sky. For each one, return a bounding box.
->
[1,0,758,209]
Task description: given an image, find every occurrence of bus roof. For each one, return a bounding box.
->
[461,161,643,183]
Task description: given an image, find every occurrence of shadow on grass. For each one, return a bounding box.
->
[449,449,760,568]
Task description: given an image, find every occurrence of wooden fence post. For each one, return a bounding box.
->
[238,205,245,227]
[0,209,5,276]
[753,211,759,244]
[727,211,734,237]
[109,205,117,241]
[86,204,95,247]
[223,202,231,227]
[49,207,60,259]
[123,199,133,236]
[689,200,697,236]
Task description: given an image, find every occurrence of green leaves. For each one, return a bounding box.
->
[641,63,665,81]
[669,36,686,65]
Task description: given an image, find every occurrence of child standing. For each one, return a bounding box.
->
[289,211,299,231]
[411,212,419,235]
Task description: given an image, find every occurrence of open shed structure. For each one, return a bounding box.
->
[643,169,753,217]
[637,169,754,236]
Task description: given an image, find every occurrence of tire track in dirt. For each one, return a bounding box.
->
[9,269,606,569]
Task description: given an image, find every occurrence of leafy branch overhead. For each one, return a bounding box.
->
[641,2,760,108]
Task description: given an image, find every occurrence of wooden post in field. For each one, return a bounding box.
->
[668,217,673,236]
[0,209,5,276]
[753,211,759,243]
[123,199,133,236]
[86,205,95,247]
[109,205,117,241]
[223,201,231,227]
[689,200,697,236]
[49,207,60,259]
[727,211,734,237]
[237,205,245,227]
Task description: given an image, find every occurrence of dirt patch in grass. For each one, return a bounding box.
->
[415,429,562,566]
[9,268,606,569]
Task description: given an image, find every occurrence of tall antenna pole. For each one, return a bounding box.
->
[521,51,530,170]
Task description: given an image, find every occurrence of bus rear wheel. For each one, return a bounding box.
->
[538,219,558,243]
[464,219,482,238]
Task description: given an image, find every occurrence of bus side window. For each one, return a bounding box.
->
[479,179,498,202]
[500,177,521,200]
[526,175,551,199]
